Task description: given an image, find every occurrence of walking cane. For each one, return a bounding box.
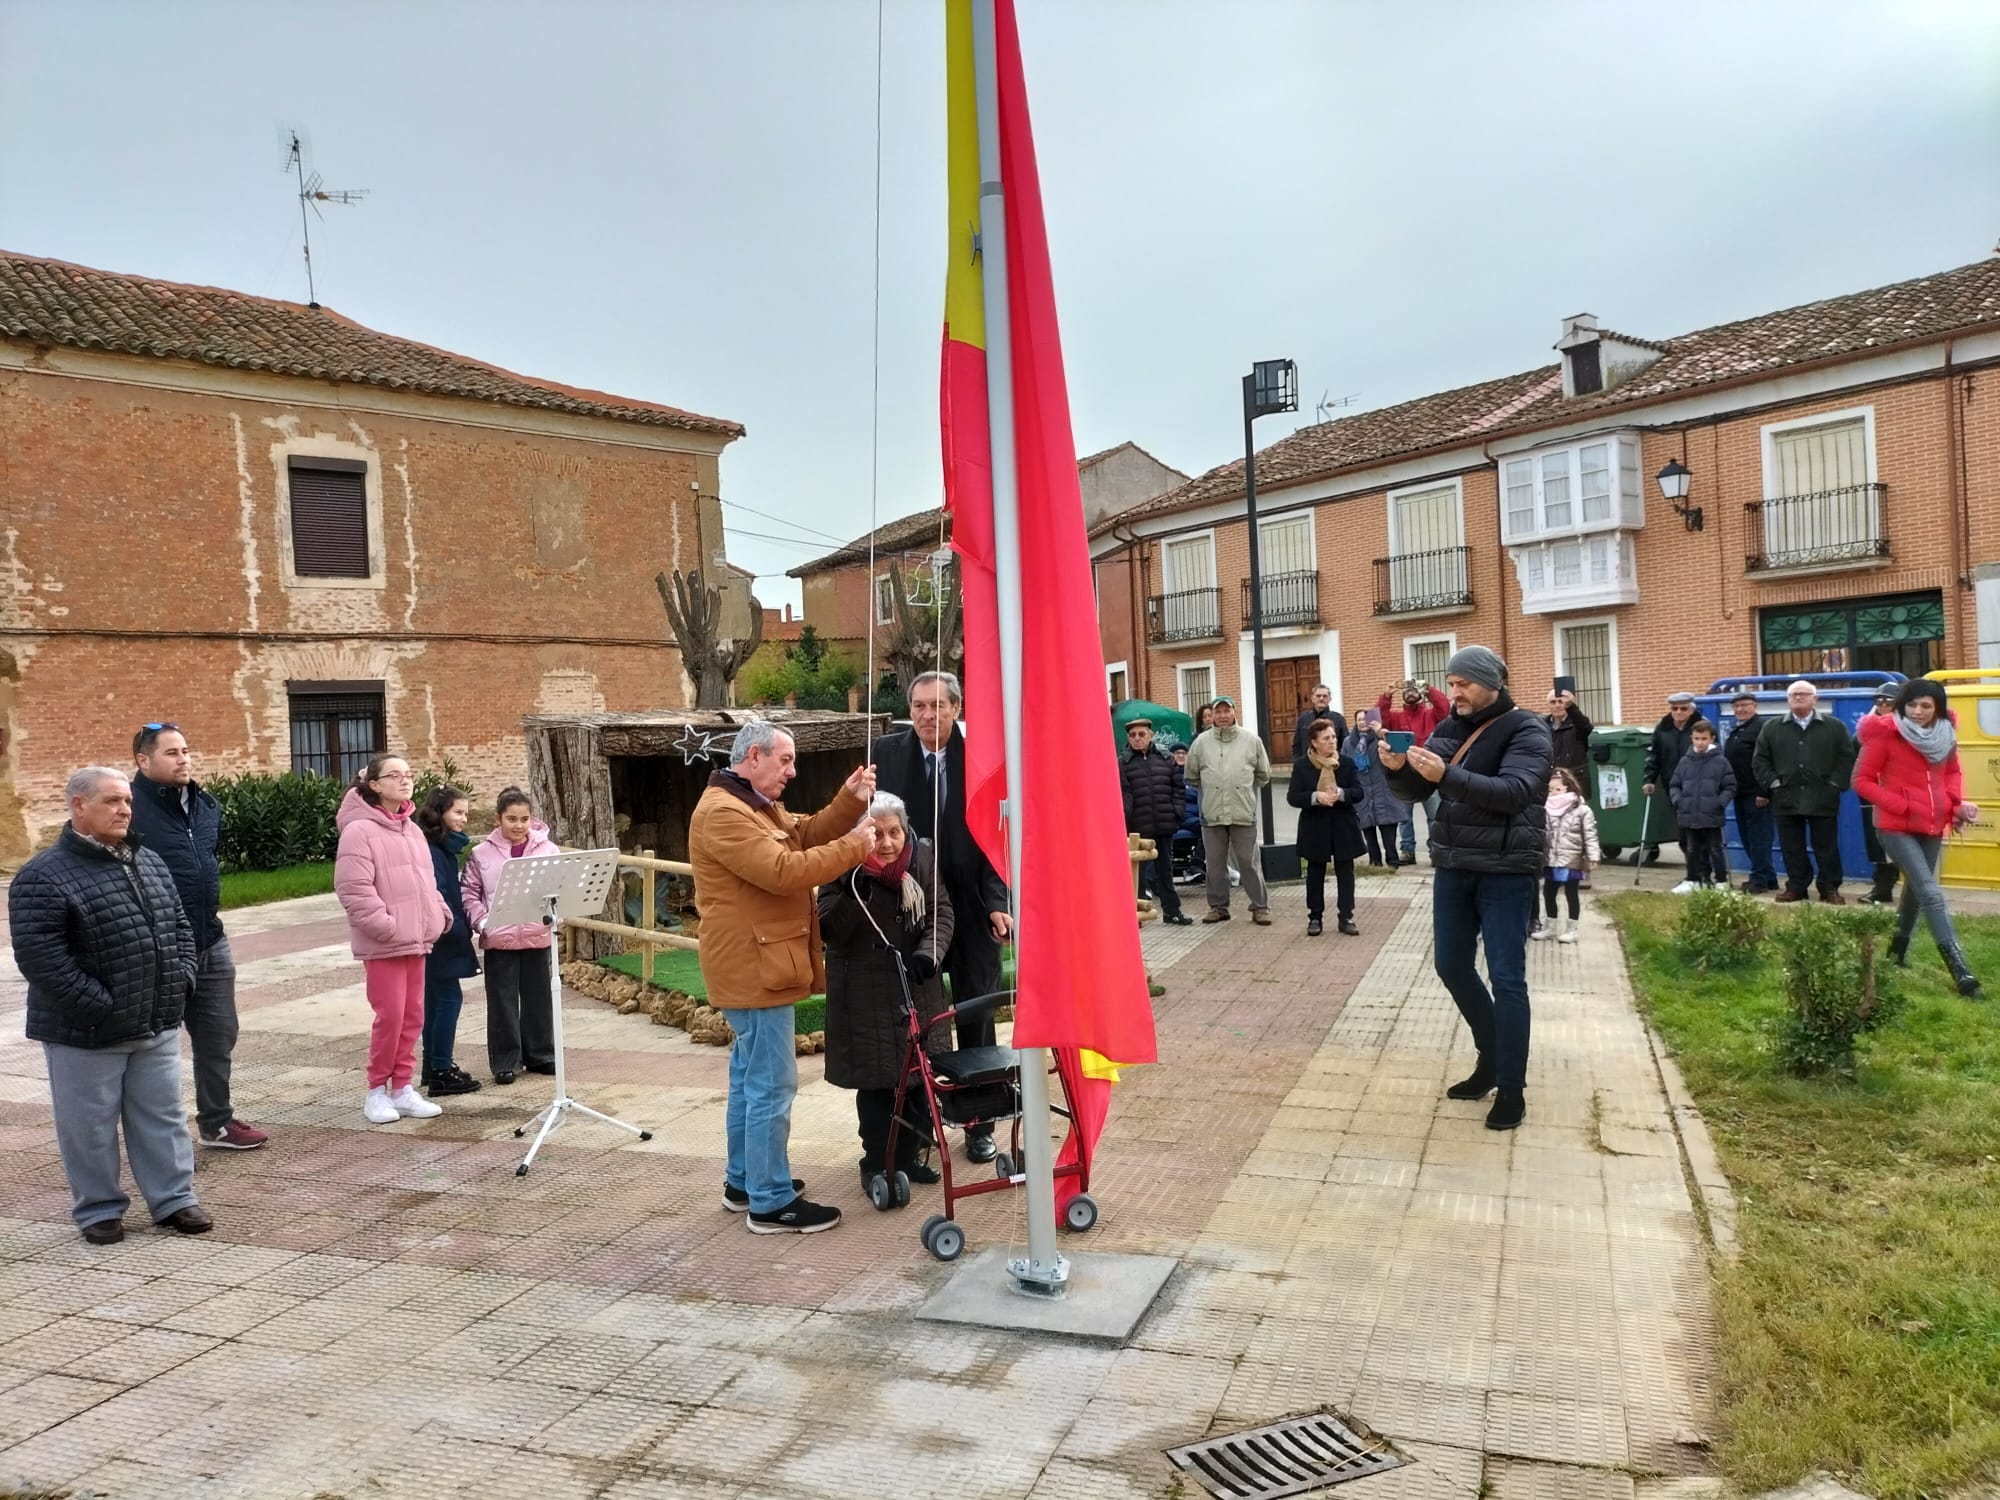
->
[1632,788,1653,885]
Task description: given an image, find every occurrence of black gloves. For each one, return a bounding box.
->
[906,951,938,984]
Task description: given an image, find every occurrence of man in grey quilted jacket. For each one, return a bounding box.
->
[8,767,212,1245]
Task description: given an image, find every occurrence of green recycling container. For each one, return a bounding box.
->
[1109,699,1195,756]
[1585,725,1676,860]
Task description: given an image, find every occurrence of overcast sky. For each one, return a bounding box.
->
[4,0,1996,609]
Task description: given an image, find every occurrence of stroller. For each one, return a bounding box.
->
[872,955,1099,1263]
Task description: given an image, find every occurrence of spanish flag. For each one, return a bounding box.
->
[940,0,1157,1201]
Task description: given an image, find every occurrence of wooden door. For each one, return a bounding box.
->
[1265,656,1317,760]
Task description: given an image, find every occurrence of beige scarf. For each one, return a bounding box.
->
[1306,748,1341,799]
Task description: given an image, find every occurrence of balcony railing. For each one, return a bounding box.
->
[1239,569,1320,628]
[1373,546,1473,615]
[1745,484,1889,573]
[1146,587,1222,644]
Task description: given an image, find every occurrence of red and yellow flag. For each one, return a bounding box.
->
[940,0,1158,1197]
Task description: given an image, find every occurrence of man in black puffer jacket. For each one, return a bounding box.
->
[1383,644,1551,1133]
[128,723,266,1151]
[1120,719,1192,925]
[9,766,212,1245]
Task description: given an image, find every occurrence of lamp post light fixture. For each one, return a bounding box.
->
[1655,458,1702,532]
[1242,358,1298,875]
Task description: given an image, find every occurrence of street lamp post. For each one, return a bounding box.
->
[1243,358,1298,872]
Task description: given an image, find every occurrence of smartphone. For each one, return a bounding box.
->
[1554,675,1577,697]
[1385,730,1416,754]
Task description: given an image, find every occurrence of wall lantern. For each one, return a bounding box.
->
[1655,458,1703,532]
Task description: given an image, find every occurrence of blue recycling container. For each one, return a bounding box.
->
[1696,671,1905,885]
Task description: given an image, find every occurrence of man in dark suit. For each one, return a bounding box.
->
[872,670,1011,1163]
[1291,684,1347,762]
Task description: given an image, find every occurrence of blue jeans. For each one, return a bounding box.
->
[422,969,464,1074]
[1432,868,1537,1091]
[1733,794,1776,888]
[1399,795,1440,860]
[719,1004,799,1213]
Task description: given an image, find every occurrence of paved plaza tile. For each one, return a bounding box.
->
[0,874,1720,1497]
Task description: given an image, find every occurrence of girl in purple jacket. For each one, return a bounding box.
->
[461,787,560,1085]
[333,755,454,1125]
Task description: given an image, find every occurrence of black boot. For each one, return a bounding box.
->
[1485,1088,1526,1131]
[1446,1055,1496,1101]
[1888,906,1919,968]
[1942,942,1984,999]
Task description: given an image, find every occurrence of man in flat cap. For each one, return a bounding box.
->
[1121,717,1193,926]
[1643,691,1710,882]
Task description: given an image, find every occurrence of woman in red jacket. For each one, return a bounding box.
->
[1851,678,1982,997]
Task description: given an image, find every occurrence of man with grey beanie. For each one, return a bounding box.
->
[1381,644,1551,1131]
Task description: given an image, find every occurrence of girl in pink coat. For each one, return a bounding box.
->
[334,755,455,1124]
[460,787,560,1085]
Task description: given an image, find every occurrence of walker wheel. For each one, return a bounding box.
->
[514,1164,529,1177]
[926,1219,965,1262]
[994,1152,1016,1179]
[868,1173,893,1212]
[892,1170,911,1208]
[639,1131,654,1142]
[1062,1193,1099,1233]
[919,1213,947,1249]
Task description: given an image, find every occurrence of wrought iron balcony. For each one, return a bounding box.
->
[1146,587,1223,644]
[1373,546,1473,615]
[1745,484,1889,573]
[1239,569,1320,628]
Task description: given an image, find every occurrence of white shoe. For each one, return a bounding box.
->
[1530,923,1553,941]
[1670,879,1697,895]
[1557,919,1579,944]
[363,1086,400,1125]
[389,1086,442,1119]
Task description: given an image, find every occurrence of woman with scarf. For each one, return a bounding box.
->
[1343,709,1402,870]
[819,792,957,1187]
[1852,678,1983,997]
[1287,719,1365,936]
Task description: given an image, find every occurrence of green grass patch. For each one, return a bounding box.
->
[1604,892,2000,1497]
[597,948,1017,1040]
[218,861,335,909]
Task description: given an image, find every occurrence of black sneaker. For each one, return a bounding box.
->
[747,1195,841,1234]
[424,1068,482,1097]
[725,1178,804,1212]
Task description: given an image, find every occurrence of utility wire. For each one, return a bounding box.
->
[719,497,852,547]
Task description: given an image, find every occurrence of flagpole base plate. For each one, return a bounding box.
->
[1007,1253,1071,1298]
[916,1248,1176,1342]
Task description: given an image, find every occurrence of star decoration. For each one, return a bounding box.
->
[672,723,733,766]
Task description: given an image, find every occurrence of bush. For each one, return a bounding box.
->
[210,760,471,872]
[1674,887,1770,971]
[741,624,862,710]
[413,756,475,808]
[1772,902,1903,1076]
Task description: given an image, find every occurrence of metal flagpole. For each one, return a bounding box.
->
[970,0,1067,1296]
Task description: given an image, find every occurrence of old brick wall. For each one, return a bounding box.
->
[0,353,724,858]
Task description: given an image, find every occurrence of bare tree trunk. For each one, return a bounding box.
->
[657,569,764,709]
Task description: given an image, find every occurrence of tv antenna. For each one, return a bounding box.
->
[280,127,367,308]
[1314,390,1361,423]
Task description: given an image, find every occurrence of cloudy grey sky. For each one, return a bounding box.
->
[4,0,1995,608]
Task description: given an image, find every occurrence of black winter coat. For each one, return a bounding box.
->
[126,773,224,953]
[1292,708,1349,761]
[9,825,197,1049]
[1547,708,1594,777]
[1643,713,1710,789]
[1668,747,1736,830]
[1751,713,1857,818]
[871,728,1008,921]
[1120,745,1186,845]
[1286,756,1366,864]
[425,830,480,981]
[819,842,956,1091]
[1723,714,1768,798]
[1385,693,1551,876]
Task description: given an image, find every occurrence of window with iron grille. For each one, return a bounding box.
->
[287,459,371,579]
[1406,637,1453,686]
[1556,621,1617,725]
[1177,664,1214,719]
[288,682,386,782]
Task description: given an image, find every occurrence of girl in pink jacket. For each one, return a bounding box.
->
[334,756,454,1125]
[460,787,560,1084]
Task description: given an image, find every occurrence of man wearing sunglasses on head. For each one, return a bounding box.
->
[128,723,267,1151]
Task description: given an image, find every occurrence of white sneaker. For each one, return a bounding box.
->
[363,1086,400,1125]
[389,1086,443,1119]
[1557,919,1579,944]
[1530,923,1553,941]
[1670,879,1698,895]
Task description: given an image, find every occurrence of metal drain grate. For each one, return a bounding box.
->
[1167,1408,1404,1498]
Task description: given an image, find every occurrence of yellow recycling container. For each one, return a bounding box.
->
[1911,669,2000,890]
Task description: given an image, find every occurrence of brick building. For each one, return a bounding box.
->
[0,251,746,864]
[1093,257,2000,759]
[792,441,1186,670]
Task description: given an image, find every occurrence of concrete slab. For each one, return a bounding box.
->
[914,1249,1177,1342]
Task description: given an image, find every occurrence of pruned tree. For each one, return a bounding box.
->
[880,555,964,693]
[657,568,764,708]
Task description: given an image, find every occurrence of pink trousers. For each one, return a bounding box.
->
[364,955,427,1089]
